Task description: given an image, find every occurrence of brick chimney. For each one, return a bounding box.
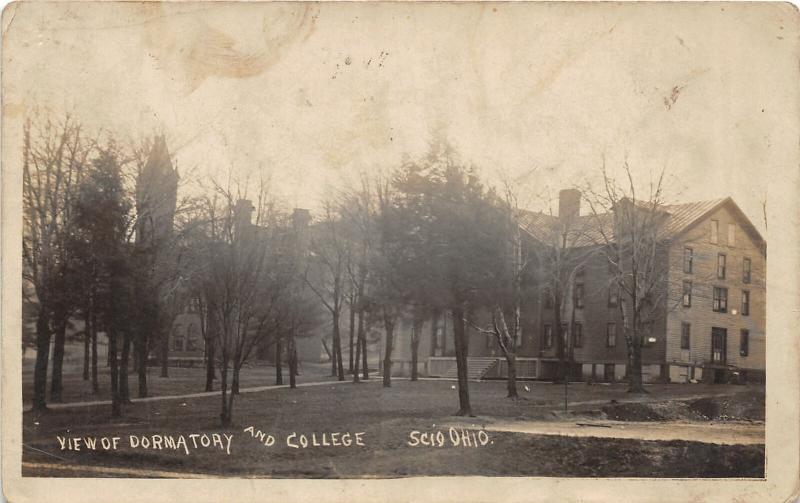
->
[558,189,581,221]
[292,208,311,229]
[234,199,255,232]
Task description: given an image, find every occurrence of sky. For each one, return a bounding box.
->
[3,2,798,233]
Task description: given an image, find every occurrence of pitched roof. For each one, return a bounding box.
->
[518,197,765,248]
[661,198,728,238]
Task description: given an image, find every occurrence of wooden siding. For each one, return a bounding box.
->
[665,204,766,370]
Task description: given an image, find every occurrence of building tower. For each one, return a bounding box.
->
[135,135,179,251]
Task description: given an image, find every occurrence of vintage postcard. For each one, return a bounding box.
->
[2,1,799,502]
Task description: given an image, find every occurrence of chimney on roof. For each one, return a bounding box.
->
[292,208,311,229]
[559,189,581,221]
[234,199,255,228]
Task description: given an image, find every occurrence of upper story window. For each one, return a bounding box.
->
[683,247,693,274]
[543,324,553,349]
[710,219,719,244]
[713,287,728,313]
[728,224,736,247]
[681,322,691,350]
[543,287,554,309]
[574,283,585,309]
[682,280,692,307]
[717,253,726,279]
[743,257,752,283]
[608,284,619,307]
[606,323,617,348]
[741,290,750,316]
[573,323,583,348]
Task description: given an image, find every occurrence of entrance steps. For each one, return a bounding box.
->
[442,357,498,380]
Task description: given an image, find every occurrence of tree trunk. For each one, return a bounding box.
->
[410,316,423,381]
[91,312,98,394]
[554,291,565,383]
[275,335,283,385]
[506,352,519,399]
[382,313,394,388]
[160,329,169,378]
[109,329,121,417]
[288,333,298,389]
[361,336,369,380]
[137,337,148,398]
[232,366,240,394]
[333,312,345,381]
[452,307,472,416]
[50,318,68,402]
[220,354,231,426]
[348,300,355,373]
[32,307,52,411]
[205,338,215,392]
[83,315,90,381]
[120,332,132,403]
[628,339,646,393]
[329,337,337,377]
[429,310,439,356]
[353,320,362,383]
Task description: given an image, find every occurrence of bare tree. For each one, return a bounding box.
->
[22,112,92,409]
[194,178,283,425]
[304,202,348,381]
[583,162,669,393]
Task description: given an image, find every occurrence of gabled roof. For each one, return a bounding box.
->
[661,198,728,238]
[518,196,765,249]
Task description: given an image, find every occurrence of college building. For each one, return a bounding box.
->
[166,187,766,385]
[391,189,766,384]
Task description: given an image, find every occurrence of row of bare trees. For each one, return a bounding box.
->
[22,110,672,423]
[22,111,197,414]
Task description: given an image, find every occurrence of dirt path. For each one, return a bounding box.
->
[30,379,357,410]
[446,419,764,445]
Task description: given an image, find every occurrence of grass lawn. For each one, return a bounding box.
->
[22,378,765,478]
[22,358,341,406]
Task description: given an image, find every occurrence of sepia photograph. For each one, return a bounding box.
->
[2,1,799,501]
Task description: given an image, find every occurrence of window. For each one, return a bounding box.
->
[739,329,749,357]
[187,298,200,314]
[608,284,619,307]
[710,219,719,244]
[682,280,692,307]
[574,283,585,309]
[543,288,553,309]
[606,323,617,348]
[743,258,751,283]
[680,322,691,350]
[741,290,750,316]
[717,253,726,279]
[728,224,736,246]
[543,324,553,349]
[683,247,693,274]
[712,287,728,313]
[186,324,198,351]
[574,323,583,348]
[173,335,184,351]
